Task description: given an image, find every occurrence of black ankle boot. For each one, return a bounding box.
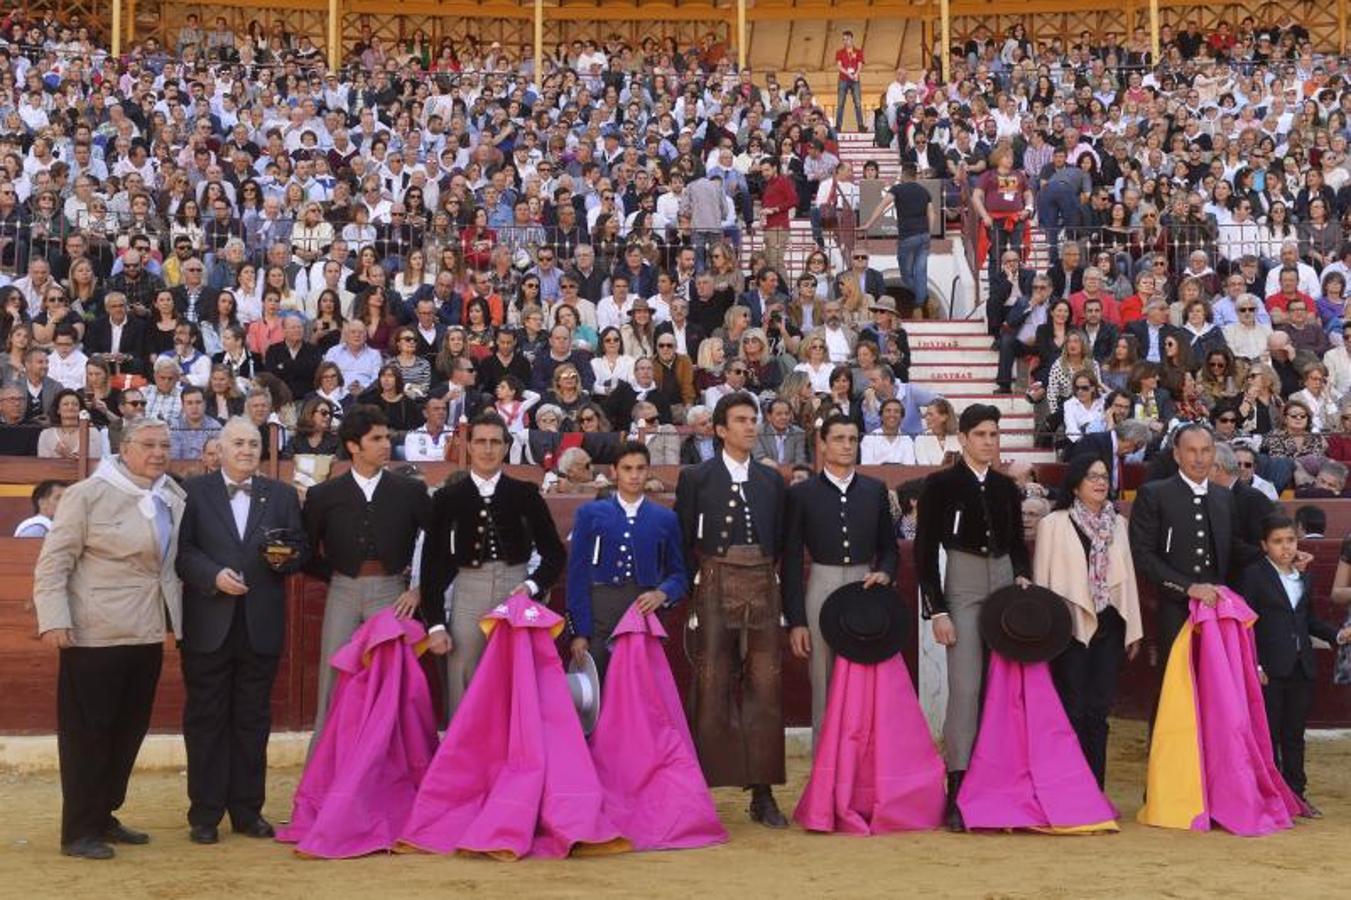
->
[945,770,966,833]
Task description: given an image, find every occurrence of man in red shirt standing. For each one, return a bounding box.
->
[972,144,1034,279]
[759,156,799,280]
[834,30,865,133]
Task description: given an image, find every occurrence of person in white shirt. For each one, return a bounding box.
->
[13,479,65,538]
[860,399,917,464]
[1323,323,1351,397]
[403,395,454,462]
[1263,240,1322,298]
[1062,374,1106,442]
[46,328,88,391]
[595,274,636,331]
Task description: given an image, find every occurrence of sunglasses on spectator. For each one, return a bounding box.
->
[1217,415,1238,424]
[1074,384,1093,392]
[1288,411,1308,419]
[1238,306,1256,312]
[727,367,747,375]
[124,399,146,407]
[658,341,675,348]
[1236,460,1255,468]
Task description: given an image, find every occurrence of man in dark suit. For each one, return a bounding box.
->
[176,418,308,845]
[675,393,788,827]
[429,356,492,423]
[737,268,788,327]
[837,252,886,306]
[83,292,147,375]
[1234,515,1347,812]
[302,407,437,738]
[1208,441,1275,550]
[474,329,532,394]
[16,347,63,424]
[170,260,221,324]
[986,252,1036,339]
[1128,425,1264,661]
[263,316,321,401]
[1066,419,1150,499]
[422,412,566,716]
[1080,296,1120,362]
[1125,299,1184,363]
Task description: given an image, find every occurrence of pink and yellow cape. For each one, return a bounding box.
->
[1139,588,1304,836]
[276,609,439,859]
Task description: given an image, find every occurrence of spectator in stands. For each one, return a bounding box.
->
[861,397,917,465]
[33,417,183,860]
[17,347,62,424]
[169,386,222,461]
[1294,460,1351,499]
[1294,506,1327,540]
[13,479,67,538]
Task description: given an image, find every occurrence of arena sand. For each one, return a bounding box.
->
[1,720,1347,899]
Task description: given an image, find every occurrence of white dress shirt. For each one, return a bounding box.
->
[223,474,252,538]
[351,467,383,501]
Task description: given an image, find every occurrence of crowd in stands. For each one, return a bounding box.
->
[4,11,1351,502]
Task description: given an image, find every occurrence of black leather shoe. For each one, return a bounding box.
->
[747,785,788,829]
[232,817,275,838]
[104,820,150,845]
[945,771,967,833]
[61,838,114,860]
[189,824,219,845]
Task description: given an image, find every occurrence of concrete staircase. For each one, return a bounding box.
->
[904,319,1054,463]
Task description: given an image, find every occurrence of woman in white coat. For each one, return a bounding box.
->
[1032,454,1143,789]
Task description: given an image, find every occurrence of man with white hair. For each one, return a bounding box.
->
[34,417,185,859]
[145,358,185,422]
[176,416,307,844]
[1263,240,1321,298]
[322,320,382,397]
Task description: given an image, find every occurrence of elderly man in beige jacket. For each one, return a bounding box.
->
[34,417,185,861]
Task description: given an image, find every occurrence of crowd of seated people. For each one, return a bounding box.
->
[5,11,1351,501]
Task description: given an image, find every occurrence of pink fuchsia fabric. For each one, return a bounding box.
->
[1140,588,1303,836]
[398,594,630,860]
[793,655,946,834]
[958,655,1117,832]
[275,609,439,858]
[589,603,727,850]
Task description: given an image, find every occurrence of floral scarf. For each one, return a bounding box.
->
[1069,498,1116,614]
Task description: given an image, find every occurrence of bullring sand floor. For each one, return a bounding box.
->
[1,720,1346,898]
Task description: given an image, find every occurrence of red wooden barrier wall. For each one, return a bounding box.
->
[4,527,1349,736]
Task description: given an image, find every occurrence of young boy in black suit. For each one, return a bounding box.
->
[1235,515,1351,816]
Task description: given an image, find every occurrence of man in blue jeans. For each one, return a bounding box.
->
[834,31,865,133]
[862,163,935,305]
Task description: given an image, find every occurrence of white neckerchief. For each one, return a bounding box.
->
[617,494,643,518]
[471,469,502,498]
[90,456,171,520]
[351,467,383,501]
[965,459,990,483]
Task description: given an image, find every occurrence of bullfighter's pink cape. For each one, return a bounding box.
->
[1139,589,1304,836]
[793,655,946,834]
[589,604,727,850]
[276,609,439,858]
[958,655,1118,833]
[398,594,630,860]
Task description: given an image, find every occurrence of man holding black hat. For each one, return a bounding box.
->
[784,414,897,744]
[915,402,1031,831]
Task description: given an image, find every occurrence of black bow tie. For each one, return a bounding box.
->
[227,480,253,499]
